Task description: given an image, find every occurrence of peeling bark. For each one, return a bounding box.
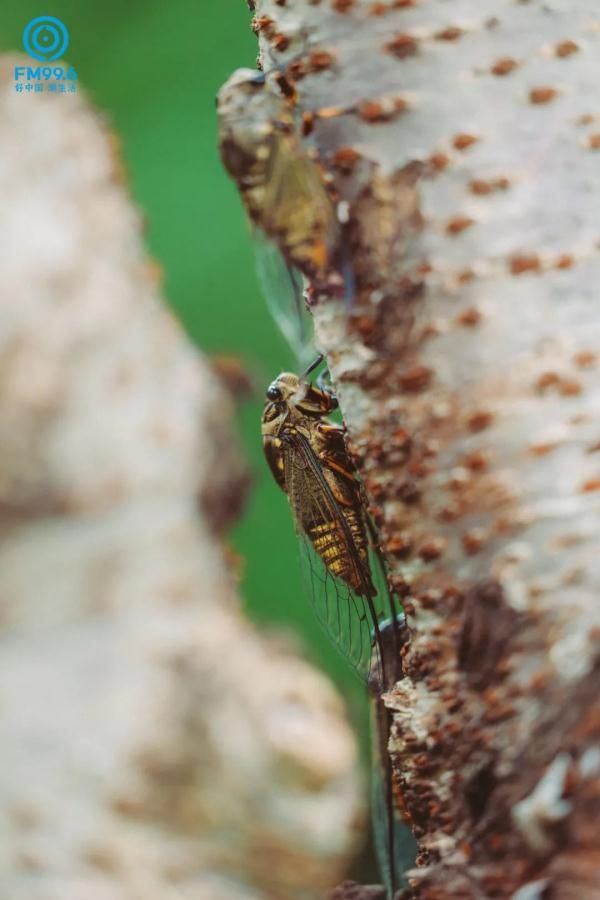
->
[0,55,363,900]
[244,3,600,897]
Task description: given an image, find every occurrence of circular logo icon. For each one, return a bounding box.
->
[23,16,69,62]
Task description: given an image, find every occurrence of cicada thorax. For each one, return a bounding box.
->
[217,68,339,283]
[263,371,371,592]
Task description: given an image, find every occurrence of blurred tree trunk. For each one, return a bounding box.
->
[0,54,362,900]
[250,2,600,897]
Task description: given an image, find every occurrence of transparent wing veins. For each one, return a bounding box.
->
[282,433,384,682]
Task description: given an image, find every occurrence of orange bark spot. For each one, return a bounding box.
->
[385,32,419,59]
[580,478,600,493]
[462,530,485,555]
[357,96,408,122]
[491,57,518,76]
[555,253,575,269]
[399,365,433,393]
[555,40,579,57]
[453,133,479,150]
[529,441,561,457]
[467,410,495,432]
[428,152,450,171]
[510,253,541,275]
[435,26,463,41]
[463,450,489,471]
[456,306,481,327]
[309,50,336,71]
[574,351,597,369]
[456,269,475,285]
[418,538,446,561]
[529,86,559,104]
[272,33,289,51]
[470,177,510,194]
[446,215,474,235]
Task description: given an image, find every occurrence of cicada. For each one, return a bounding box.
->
[217,68,341,363]
[261,361,400,684]
[261,361,412,895]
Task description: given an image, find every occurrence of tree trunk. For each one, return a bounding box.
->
[247,2,600,897]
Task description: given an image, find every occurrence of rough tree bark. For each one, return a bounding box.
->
[0,55,363,900]
[245,2,600,898]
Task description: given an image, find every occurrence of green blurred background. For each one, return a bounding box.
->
[0,2,367,718]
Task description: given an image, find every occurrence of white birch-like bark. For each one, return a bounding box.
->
[247,3,600,897]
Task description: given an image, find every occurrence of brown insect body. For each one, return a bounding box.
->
[262,371,374,594]
[217,69,338,281]
[261,369,402,685]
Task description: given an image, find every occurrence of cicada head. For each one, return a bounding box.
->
[264,371,338,423]
[265,371,301,403]
[262,372,302,428]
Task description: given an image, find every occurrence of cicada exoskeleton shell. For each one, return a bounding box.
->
[217,68,345,363]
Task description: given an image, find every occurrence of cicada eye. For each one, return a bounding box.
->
[266,384,282,401]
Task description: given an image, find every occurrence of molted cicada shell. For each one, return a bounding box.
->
[217,69,341,363]
[217,68,339,281]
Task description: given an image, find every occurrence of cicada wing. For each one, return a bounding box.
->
[253,233,314,366]
[371,744,396,900]
[282,435,386,683]
[296,533,379,682]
